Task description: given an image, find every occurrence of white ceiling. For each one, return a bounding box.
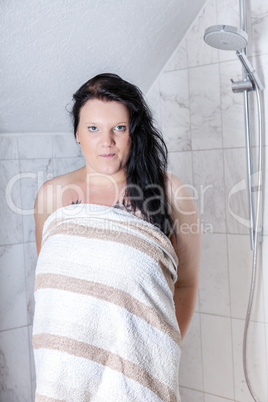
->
[1,0,206,133]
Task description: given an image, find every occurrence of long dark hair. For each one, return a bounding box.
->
[71,73,173,237]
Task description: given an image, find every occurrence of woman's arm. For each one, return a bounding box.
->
[166,173,201,340]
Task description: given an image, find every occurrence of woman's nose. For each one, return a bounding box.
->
[101,130,115,146]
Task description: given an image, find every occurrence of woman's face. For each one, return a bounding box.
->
[76,98,131,181]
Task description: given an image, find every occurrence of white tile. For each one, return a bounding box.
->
[199,234,230,316]
[0,244,28,331]
[228,234,265,322]
[0,326,32,402]
[180,313,203,391]
[189,64,222,150]
[204,394,230,402]
[18,134,52,159]
[168,151,193,188]
[0,160,23,244]
[216,0,241,63]
[19,158,54,211]
[24,242,38,324]
[193,150,226,233]
[224,148,249,234]
[28,325,36,400]
[254,55,268,149]
[53,157,85,177]
[251,0,268,57]
[186,0,219,68]
[262,235,268,323]
[19,158,54,243]
[180,387,204,402]
[264,147,268,235]
[163,126,191,152]
[201,314,234,399]
[52,133,83,158]
[146,77,162,129]
[159,70,190,137]
[0,135,19,159]
[232,319,268,402]
[219,60,246,148]
[164,38,188,72]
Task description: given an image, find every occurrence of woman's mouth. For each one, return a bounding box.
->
[100,153,116,158]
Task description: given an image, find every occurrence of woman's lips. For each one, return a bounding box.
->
[100,153,116,158]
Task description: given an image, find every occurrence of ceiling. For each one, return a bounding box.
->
[1,0,206,133]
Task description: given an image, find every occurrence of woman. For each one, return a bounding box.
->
[33,73,201,401]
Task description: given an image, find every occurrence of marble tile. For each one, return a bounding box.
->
[189,64,222,150]
[180,387,204,402]
[52,133,83,158]
[0,326,32,402]
[264,147,268,235]
[0,160,23,245]
[53,157,85,177]
[232,319,268,402]
[219,60,246,148]
[199,234,230,316]
[228,234,265,322]
[163,126,191,152]
[24,242,37,325]
[168,151,193,188]
[262,235,268,323]
[204,394,231,402]
[216,0,242,63]
[251,0,268,57]
[18,134,52,159]
[28,325,36,400]
[186,0,218,68]
[146,77,162,129]
[159,70,190,138]
[180,313,203,391]
[253,54,268,148]
[201,314,234,399]
[224,148,249,234]
[192,150,226,234]
[164,38,188,72]
[0,244,27,331]
[0,135,19,160]
[19,158,54,243]
[19,158,54,211]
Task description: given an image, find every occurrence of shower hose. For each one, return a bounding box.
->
[242,85,264,402]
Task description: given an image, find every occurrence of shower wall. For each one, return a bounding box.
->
[146,0,268,401]
[0,0,267,401]
[0,134,85,400]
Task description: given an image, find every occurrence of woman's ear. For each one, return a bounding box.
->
[76,132,80,144]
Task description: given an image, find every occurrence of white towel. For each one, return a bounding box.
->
[32,203,181,402]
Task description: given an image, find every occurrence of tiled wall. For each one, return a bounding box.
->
[1,0,268,401]
[0,133,84,401]
[146,0,268,401]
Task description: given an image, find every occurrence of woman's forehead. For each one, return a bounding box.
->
[80,99,129,122]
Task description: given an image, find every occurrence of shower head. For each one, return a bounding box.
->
[204,25,248,51]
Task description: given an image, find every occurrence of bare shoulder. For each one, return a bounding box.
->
[34,169,82,216]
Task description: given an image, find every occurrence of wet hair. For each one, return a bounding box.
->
[71,73,174,237]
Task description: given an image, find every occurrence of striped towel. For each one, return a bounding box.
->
[32,203,181,402]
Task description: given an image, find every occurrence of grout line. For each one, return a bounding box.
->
[0,323,32,333]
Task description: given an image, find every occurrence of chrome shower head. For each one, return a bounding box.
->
[204,25,248,51]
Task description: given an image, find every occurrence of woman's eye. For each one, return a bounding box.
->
[88,126,98,132]
[114,125,126,132]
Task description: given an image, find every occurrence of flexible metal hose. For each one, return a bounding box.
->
[242,85,264,402]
